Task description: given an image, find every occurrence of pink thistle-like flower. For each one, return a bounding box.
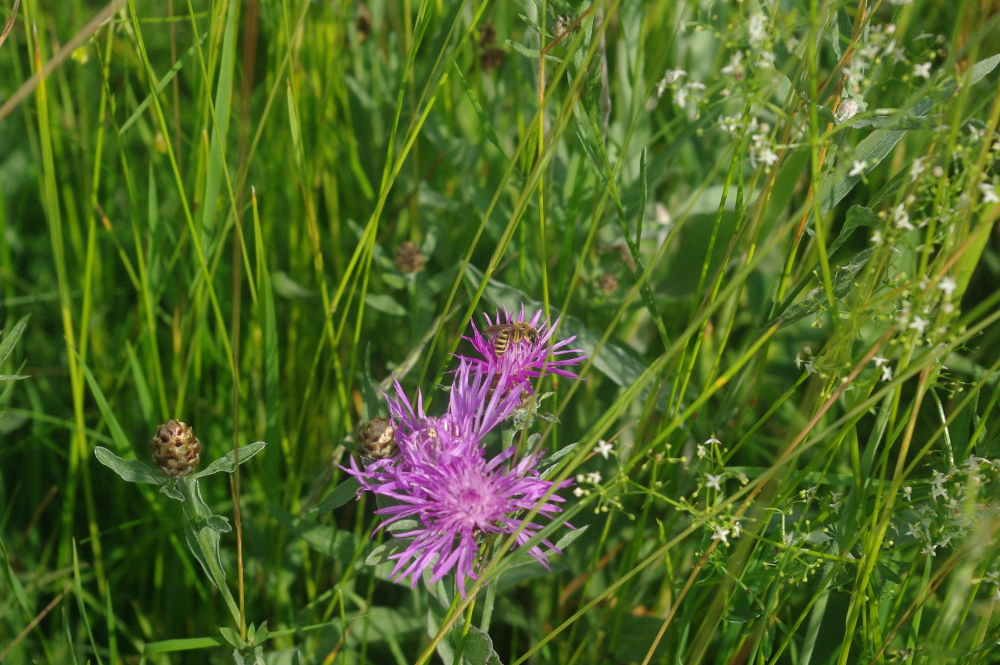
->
[461,304,587,396]
[379,358,527,468]
[346,358,571,594]
[352,447,569,595]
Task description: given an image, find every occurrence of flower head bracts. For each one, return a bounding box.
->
[462,304,587,395]
[353,446,569,596]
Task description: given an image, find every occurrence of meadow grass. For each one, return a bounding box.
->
[2,0,1000,663]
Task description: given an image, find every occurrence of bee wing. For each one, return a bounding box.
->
[483,324,511,336]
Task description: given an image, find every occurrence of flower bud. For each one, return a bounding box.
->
[150,420,201,477]
[394,241,425,274]
[357,417,397,460]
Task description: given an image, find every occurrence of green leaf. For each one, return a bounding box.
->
[365,293,408,316]
[539,442,579,476]
[193,441,267,478]
[768,248,875,328]
[119,34,207,135]
[0,535,32,619]
[454,62,507,160]
[76,351,139,457]
[200,0,239,236]
[309,476,361,514]
[178,477,241,623]
[505,39,563,62]
[94,447,167,485]
[460,625,503,665]
[219,627,247,650]
[268,505,360,562]
[0,314,29,368]
[970,53,1000,85]
[828,205,880,255]
[365,536,416,566]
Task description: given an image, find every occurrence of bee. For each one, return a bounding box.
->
[484,321,539,356]
[357,416,397,460]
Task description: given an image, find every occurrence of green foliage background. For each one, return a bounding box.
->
[2,0,1000,663]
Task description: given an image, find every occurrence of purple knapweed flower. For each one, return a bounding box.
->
[346,357,572,594]
[353,447,569,595]
[462,304,587,396]
[379,358,526,468]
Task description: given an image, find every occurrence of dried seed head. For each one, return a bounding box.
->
[150,420,201,477]
[479,23,496,48]
[357,416,397,460]
[356,3,371,43]
[480,48,506,72]
[394,241,425,274]
[599,273,619,294]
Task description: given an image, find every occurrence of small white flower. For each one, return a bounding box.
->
[696,443,708,458]
[712,525,731,544]
[758,147,779,167]
[705,436,721,446]
[705,474,723,491]
[903,486,912,501]
[873,355,889,368]
[586,471,603,485]
[881,365,894,382]
[748,13,768,46]
[909,316,929,335]
[674,86,689,109]
[756,50,775,68]
[829,492,843,513]
[910,157,927,180]
[732,521,742,538]
[721,51,744,77]
[871,230,883,245]
[594,439,614,460]
[921,542,938,556]
[980,183,1000,204]
[932,165,945,178]
[849,160,867,177]
[573,487,585,497]
[655,70,684,97]
[906,522,922,538]
[913,62,932,78]
[893,204,914,231]
[938,276,957,297]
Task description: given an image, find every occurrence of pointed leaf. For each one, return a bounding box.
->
[193,441,267,477]
[95,446,167,485]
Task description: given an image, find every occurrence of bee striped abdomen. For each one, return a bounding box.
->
[492,328,511,356]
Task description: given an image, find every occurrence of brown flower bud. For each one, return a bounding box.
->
[357,417,397,460]
[481,48,506,72]
[394,241,425,274]
[150,420,201,477]
[599,273,619,294]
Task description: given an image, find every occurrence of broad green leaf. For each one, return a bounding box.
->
[365,536,416,566]
[365,293,407,316]
[459,625,503,665]
[505,39,563,62]
[219,627,247,650]
[193,441,267,477]
[95,447,167,485]
[309,476,361,514]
